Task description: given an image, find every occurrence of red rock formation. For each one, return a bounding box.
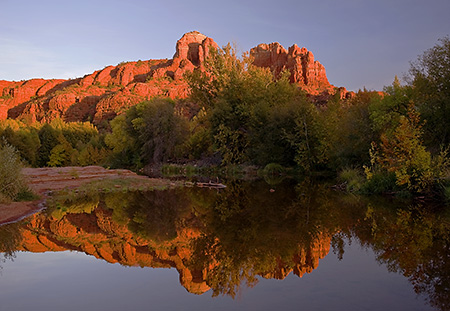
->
[250,43,335,95]
[0,32,218,124]
[0,31,348,124]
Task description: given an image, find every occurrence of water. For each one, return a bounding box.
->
[0,179,448,311]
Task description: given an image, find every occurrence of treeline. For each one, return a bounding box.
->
[105,39,450,196]
[0,119,107,167]
[1,37,450,197]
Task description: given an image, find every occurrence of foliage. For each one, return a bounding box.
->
[409,36,450,148]
[140,99,188,164]
[0,119,107,168]
[337,167,365,192]
[186,43,324,169]
[322,90,380,169]
[365,106,439,193]
[370,76,412,135]
[47,135,75,167]
[282,96,328,171]
[182,107,214,160]
[37,123,60,166]
[105,98,188,168]
[0,142,26,202]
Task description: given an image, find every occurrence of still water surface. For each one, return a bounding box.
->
[1,179,448,310]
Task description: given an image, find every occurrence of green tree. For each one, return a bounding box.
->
[37,124,60,167]
[186,43,317,167]
[0,142,25,202]
[282,97,328,171]
[370,76,412,135]
[139,98,188,164]
[106,98,188,168]
[367,105,435,193]
[323,90,380,169]
[408,37,450,148]
[47,135,75,167]
[0,126,40,167]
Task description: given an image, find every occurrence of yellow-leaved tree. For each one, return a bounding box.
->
[366,104,447,193]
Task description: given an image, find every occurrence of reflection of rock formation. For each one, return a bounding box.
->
[261,233,332,280]
[17,207,211,295]
[14,206,332,295]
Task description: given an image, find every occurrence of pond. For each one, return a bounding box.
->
[1,179,449,311]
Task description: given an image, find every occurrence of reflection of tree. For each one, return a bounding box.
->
[354,203,450,311]
[48,189,193,243]
[189,179,345,298]
[103,189,193,243]
[126,190,187,242]
[0,222,23,264]
[3,180,449,308]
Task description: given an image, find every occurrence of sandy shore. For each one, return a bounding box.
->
[0,166,173,226]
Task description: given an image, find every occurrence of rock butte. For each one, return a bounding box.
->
[0,31,351,125]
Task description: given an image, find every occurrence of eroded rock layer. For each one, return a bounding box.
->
[0,31,346,124]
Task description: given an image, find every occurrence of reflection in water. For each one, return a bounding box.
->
[0,179,449,310]
[0,221,23,264]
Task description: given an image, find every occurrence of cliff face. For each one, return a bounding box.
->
[0,31,345,124]
[250,43,333,95]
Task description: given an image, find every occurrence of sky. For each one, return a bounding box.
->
[1,0,449,91]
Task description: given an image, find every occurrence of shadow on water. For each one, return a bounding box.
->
[0,178,449,309]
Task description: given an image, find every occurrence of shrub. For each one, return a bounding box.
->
[338,167,365,192]
[360,171,398,195]
[0,143,26,202]
[262,163,286,175]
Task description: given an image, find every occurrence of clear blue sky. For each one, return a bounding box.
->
[1,0,449,91]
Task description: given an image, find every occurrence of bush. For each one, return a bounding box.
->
[360,171,398,195]
[0,143,26,202]
[262,163,286,175]
[338,167,365,192]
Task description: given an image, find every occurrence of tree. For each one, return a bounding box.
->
[0,142,25,202]
[370,76,413,135]
[322,90,380,169]
[282,96,328,171]
[186,43,318,167]
[37,124,60,167]
[367,105,434,193]
[47,135,75,167]
[408,37,450,148]
[139,98,188,164]
[106,98,188,168]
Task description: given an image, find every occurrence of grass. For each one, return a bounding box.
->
[161,164,220,178]
[161,163,262,181]
[69,168,80,179]
[47,176,181,205]
[337,167,365,192]
[15,188,40,202]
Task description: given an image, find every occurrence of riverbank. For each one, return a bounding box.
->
[0,166,179,226]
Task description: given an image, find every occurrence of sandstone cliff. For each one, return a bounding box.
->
[0,31,347,124]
